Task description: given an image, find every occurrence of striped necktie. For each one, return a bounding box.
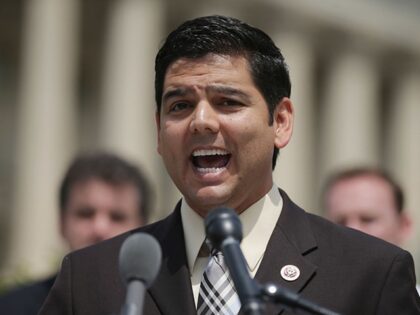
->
[197,250,241,315]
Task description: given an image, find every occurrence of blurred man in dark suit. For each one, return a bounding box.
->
[0,152,152,315]
[323,167,420,294]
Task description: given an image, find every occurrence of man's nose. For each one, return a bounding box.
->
[189,101,219,134]
[92,215,112,241]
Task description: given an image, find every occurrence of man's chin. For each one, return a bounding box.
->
[184,185,235,211]
[187,190,232,217]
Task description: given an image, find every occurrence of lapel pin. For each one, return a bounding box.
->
[280,264,300,281]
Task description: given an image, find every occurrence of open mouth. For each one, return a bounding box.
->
[191,149,231,173]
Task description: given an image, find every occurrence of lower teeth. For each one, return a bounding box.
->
[197,167,224,173]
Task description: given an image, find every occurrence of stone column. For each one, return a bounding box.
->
[272,32,317,212]
[99,0,176,220]
[7,0,79,278]
[320,49,380,185]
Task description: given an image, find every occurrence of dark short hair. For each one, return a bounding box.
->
[323,168,404,214]
[59,152,153,222]
[154,15,291,169]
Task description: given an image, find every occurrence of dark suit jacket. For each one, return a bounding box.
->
[39,191,420,315]
[0,275,55,315]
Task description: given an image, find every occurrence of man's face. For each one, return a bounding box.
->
[156,54,293,217]
[60,179,143,251]
[325,175,409,246]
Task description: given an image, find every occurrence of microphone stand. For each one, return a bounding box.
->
[259,283,341,315]
[222,240,265,315]
[221,244,342,315]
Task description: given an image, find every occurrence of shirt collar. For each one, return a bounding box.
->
[181,200,207,275]
[181,185,283,275]
[241,185,282,272]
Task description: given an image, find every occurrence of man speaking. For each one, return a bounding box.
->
[40,15,420,315]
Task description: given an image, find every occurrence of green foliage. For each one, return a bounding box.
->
[0,265,34,294]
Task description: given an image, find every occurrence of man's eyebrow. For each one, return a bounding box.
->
[162,87,192,103]
[207,85,251,101]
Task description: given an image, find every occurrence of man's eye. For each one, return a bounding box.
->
[220,99,242,107]
[360,216,375,224]
[170,102,190,112]
[74,208,94,219]
[110,212,127,223]
[337,218,347,226]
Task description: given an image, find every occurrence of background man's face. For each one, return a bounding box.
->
[60,178,143,250]
[156,54,281,217]
[325,175,408,245]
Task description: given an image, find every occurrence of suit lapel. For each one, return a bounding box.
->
[148,203,196,315]
[255,190,318,314]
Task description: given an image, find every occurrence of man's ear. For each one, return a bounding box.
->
[273,97,294,149]
[398,212,413,244]
[59,214,66,239]
[155,111,162,155]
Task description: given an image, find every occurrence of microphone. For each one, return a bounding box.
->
[205,207,264,315]
[118,233,162,315]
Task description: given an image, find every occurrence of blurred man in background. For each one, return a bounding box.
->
[323,168,411,246]
[323,167,419,294]
[0,152,153,315]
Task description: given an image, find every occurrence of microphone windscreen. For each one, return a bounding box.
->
[118,233,162,288]
[205,207,243,249]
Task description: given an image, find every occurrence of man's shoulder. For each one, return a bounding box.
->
[278,191,420,313]
[303,209,410,267]
[308,211,402,249]
[0,275,56,314]
[0,275,55,300]
[280,189,407,262]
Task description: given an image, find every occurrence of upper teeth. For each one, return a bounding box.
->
[192,149,228,157]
